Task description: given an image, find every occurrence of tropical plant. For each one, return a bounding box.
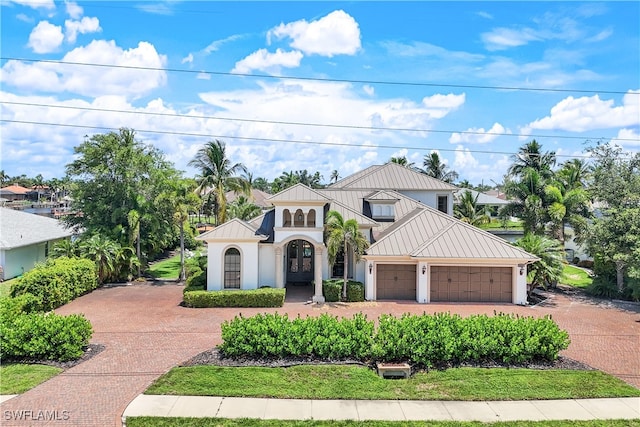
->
[508,140,556,180]
[389,156,415,168]
[330,169,340,184]
[324,210,369,299]
[189,139,249,225]
[422,152,458,183]
[52,238,81,258]
[228,195,262,220]
[454,190,490,227]
[501,169,547,235]
[514,234,564,297]
[80,235,119,284]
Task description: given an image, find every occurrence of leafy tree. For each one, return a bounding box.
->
[228,195,262,220]
[324,211,369,300]
[65,128,182,260]
[457,179,473,189]
[586,142,640,292]
[422,152,458,183]
[189,139,249,225]
[454,190,490,227]
[514,234,564,298]
[272,170,299,193]
[0,170,8,186]
[252,177,271,193]
[508,140,556,180]
[389,156,415,168]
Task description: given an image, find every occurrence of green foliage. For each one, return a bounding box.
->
[514,234,564,295]
[10,257,98,311]
[1,312,92,361]
[322,280,365,302]
[586,276,619,299]
[184,288,285,308]
[219,312,569,366]
[0,293,42,318]
[184,271,206,293]
[345,281,365,302]
[454,190,490,226]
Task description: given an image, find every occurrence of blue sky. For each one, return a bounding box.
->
[1,1,638,185]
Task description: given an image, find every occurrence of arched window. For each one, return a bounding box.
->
[283,209,292,227]
[293,209,304,227]
[307,209,316,227]
[224,248,241,289]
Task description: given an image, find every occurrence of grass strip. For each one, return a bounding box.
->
[126,418,640,427]
[145,365,640,401]
[0,363,62,394]
[560,265,593,288]
[148,255,182,279]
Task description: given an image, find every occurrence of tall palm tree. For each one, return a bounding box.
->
[454,190,490,227]
[508,140,556,179]
[513,234,564,298]
[127,209,142,277]
[324,210,369,299]
[422,152,458,183]
[0,170,8,187]
[544,180,590,245]
[330,170,340,184]
[389,156,415,168]
[188,140,249,225]
[557,158,591,190]
[501,169,547,235]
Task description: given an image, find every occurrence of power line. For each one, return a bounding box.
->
[3,100,634,143]
[1,118,606,160]
[0,56,633,95]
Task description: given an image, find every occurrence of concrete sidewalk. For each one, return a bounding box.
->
[122,395,640,425]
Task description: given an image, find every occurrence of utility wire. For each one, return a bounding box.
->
[0,118,607,159]
[3,100,634,143]
[0,56,634,95]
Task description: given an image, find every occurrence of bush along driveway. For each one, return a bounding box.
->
[0,282,638,427]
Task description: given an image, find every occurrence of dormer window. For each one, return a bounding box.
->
[371,203,395,220]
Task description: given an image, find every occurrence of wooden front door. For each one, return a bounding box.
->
[287,240,314,284]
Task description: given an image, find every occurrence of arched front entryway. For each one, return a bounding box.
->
[286,239,314,285]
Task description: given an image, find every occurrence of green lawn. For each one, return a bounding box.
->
[148,254,182,279]
[127,418,640,427]
[0,277,18,298]
[0,364,63,394]
[146,365,640,401]
[479,219,523,230]
[560,265,593,288]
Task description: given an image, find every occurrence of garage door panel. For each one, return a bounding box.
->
[377,264,416,300]
[431,266,512,303]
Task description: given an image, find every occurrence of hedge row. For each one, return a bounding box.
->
[322,280,365,302]
[184,288,286,308]
[220,312,570,366]
[11,257,98,312]
[0,298,93,362]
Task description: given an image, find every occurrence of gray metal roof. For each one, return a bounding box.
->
[0,207,73,250]
[267,184,330,203]
[329,163,458,191]
[226,189,272,208]
[367,206,537,261]
[454,189,509,206]
[197,218,266,241]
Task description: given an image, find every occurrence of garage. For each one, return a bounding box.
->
[376,264,416,300]
[430,266,512,302]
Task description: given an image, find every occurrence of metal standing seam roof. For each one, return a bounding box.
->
[329,199,378,227]
[328,163,458,191]
[364,190,401,202]
[367,206,537,261]
[266,183,331,203]
[0,207,73,249]
[197,218,267,241]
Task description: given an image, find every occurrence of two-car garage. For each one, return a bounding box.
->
[375,264,513,303]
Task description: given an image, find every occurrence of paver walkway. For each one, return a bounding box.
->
[1,282,638,426]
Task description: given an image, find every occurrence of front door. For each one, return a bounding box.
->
[287,240,314,284]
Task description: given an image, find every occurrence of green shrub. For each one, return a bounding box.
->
[219,312,570,366]
[322,280,341,302]
[345,281,365,302]
[183,270,206,293]
[0,312,92,361]
[0,293,42,319]
[586,276,620,299]
[10,257,98,312]
[184,288,285,308]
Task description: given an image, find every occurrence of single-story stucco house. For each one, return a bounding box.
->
[0,207,73,280]
[198,163,537,304]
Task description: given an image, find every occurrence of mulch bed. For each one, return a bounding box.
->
[2,344,106,370]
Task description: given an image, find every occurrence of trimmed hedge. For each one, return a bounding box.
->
[0,310,93,362]
[184,288,285,308]
[219,312,570,366]
[10,257,98,312]
[322,279,365,302]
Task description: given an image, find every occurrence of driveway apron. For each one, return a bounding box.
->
[0,283,638,426]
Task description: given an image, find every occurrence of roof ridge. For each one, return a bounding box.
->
[409,220,457,256]
[368,207,425,249]
[266,183,330,202]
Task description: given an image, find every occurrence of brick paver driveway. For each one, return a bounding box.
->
[1,282,638,426]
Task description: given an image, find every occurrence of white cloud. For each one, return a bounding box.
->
[204,34,242,54]
[363,85,374,96]
[422,93,465,110]
[611,128,640,148]
[232,48,303,74]
[8,0,55,10]
[28,21,64,53]
[1,40,167,99]
[481,27,540,51]
[181,53,194,64]
[196,72,211,80]
[477,11,493,20]
[452,147,511,184]
[65,1,83,19]
[269,10,361,57]
[65,17,101,43]
[449,122,509,144]
[16,13,33,23]
[521,90,640,134]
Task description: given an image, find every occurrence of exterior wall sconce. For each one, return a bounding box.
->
[369,263,373,274]
[519,265,525,276]
[421,265,426,275]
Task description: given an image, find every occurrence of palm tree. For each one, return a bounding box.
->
[52,238,81,258]
[389,156,415,168]
[422,152,458,183]
[501,169,547,235]
[324,210,369,299]
[33,173,44,203]
[188,140,249,225]
[454,190,490,227]
[0,170,8,187]
[127,209,142,277]
[271,171,299,193]
[81,234,119,284]
[508,140,556,179]
[228,195,262,220]
[330,170,340,184]
[513,234,564,298]
[557,158,591,190]
[544,180,590,245]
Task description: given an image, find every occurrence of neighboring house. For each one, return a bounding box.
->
[198,163,537,305]
[0,207,73,280]
[454,188,509,218]
[225,188,272,209]
[0,184,32,202]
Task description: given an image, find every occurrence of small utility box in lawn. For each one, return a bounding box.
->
[376,363,411,379]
